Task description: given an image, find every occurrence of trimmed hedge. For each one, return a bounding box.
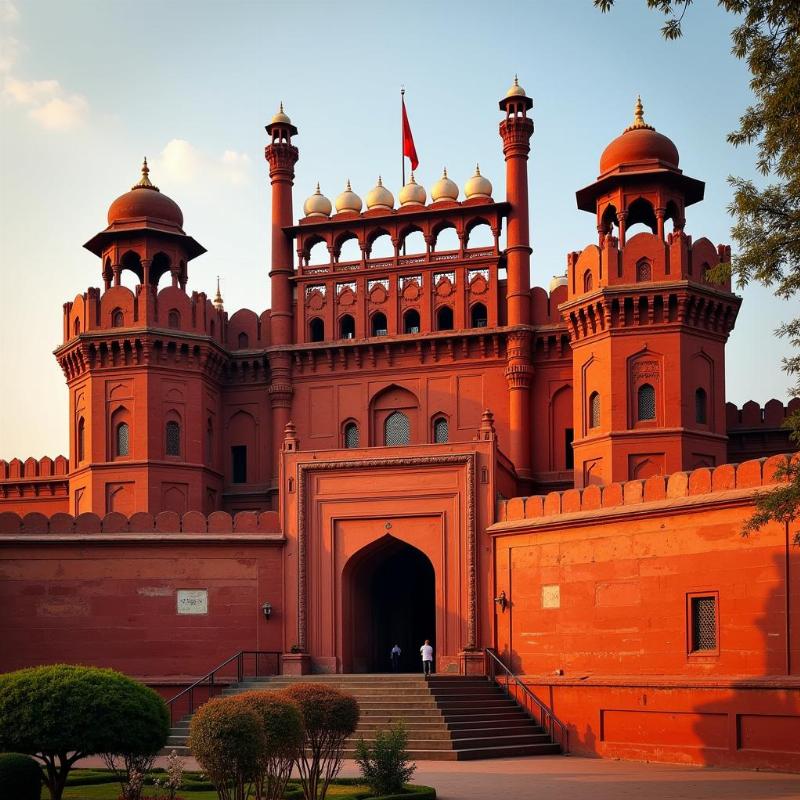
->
[0,752,42,800]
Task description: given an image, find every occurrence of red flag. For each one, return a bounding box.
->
[402,97,419,172]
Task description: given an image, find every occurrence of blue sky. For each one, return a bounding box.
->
[0,0,794,458]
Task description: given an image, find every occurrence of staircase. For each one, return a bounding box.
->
[165,673,561,760]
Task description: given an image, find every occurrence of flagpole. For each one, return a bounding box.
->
[401,86,406,257]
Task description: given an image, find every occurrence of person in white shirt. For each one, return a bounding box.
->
[420,639,434,676]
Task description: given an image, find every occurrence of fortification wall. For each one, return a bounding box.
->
[726,399,799,463]
[0,456,70,515]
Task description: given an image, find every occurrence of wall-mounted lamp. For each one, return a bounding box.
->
[494,590,508,613]
[261,601,272,621]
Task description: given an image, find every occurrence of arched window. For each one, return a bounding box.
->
[695,388,708,424]
[583,271,593,292]
[637,384,656,421]
[165,421,181,456]
[73,318,81,337]
[589,392,600,428]
[309,317,325,342]
[470,303,487,328]
[436,306,453,331]
[340,314,355,339]
[403,309,420,334]
[77,417,85,462]
[116,422,130,457]
[168,309,181,329]
[344,422,359,448]
[433,416,448,443]
[636,260,652,282]
[384,411,410,446]
[111,309,124,328]
[371,312,388,337]
[238,331,249,349]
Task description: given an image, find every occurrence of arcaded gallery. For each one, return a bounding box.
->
[0,81,798,770]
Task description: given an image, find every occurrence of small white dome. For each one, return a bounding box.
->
[549,274,568,293]
[366,176,394,210]
[431,168,459,203]
[464,164,492,200]
[303,183,332,218]
[271,102,292,125]
[505,75,527,98]
[399,173,426,206]
[335,180,362,214]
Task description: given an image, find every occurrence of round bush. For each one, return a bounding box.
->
[280,683,360,739]
[233,691,303,758]
[0,753,42,800]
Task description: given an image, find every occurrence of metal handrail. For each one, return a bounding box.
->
[166,650,281,726]
[485,648,569,754]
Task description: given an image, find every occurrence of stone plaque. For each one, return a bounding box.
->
[541,584,560,609]
[177,589,208,615]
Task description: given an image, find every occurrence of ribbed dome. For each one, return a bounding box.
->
[303,183,332,218]
[599,97,679,175]
[549,274,568,293]
[366,176,394,211]
[107,159,183,228]
[431,168,459,203]
[399,173,426,206]
[335,180,362,214]
[464,164,492,200]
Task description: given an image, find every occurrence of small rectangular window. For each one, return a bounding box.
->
[231,445,247,484]
[688,592,718,654]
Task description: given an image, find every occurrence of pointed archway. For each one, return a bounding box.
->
[342,535,435,673]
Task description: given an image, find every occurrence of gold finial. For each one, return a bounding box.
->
[345,179,352,191]
[132,156,158,191]
[475,163,481,175]
[314,182,321,194]
[443,167,448,178]
[514,74,519,86]
[213,276,224,311]
[377,175,383,186]
[625,94,654,132]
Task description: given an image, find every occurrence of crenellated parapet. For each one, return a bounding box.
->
[726,399,800,463]
[496,454,795,525]
[0,456,69,512]
[0,509,282,535]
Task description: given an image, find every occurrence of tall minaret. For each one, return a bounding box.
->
[499,77,535,484]
[265,104,299,487]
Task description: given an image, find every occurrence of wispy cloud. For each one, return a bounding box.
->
[0,1,89,130]
[155,139,252,187]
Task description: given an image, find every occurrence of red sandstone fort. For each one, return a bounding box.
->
[0,83,798,770]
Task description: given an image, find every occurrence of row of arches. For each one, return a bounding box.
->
[103,251,187,290]
[75,417,187,463]
[308,303,488,342]
[303,221,496,266]
[586,386,708,429]
[342,412,450,449]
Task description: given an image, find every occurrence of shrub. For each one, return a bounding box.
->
[188,695,266,800]
[232,691,303,800]
[280,683,360,800]
[0,752,42,800]
[0,664,169,800]
[355,723,416,797]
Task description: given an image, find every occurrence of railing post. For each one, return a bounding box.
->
[238,651,243,683]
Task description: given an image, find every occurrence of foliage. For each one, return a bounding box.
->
[151,750,185,800]
[233,691,303,800]
[594,1,800,534]
[0,664,169,800]
[354,723,416,797]
[280,683,360,800]
[188,695,266,800]
[0,752,42,800]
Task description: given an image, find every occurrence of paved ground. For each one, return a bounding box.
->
[77,754,800,799]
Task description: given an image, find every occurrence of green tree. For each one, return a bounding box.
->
[0,664,169,800]
[595,0,800,538]
[355,722,416,797]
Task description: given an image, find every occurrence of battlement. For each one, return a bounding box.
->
[726,398,800,430]
[496,454,793,524]
[0,509,281,535]
[0,456,69,480]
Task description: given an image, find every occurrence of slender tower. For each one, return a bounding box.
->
[265,105,299,485]
[499,77,535,483]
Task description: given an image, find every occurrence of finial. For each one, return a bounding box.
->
[409,171,416,183]
[377,175,383,186]
[345,179,352,191]
[132,156,158,191]
[443,167,448,178]
[625,94,654,132]
[315,182,321,194]
[514,74,519,86]
[280,101,284,113]
[475,163,481,175]
[213,276,224,311]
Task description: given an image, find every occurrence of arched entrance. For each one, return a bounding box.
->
[342,536,435,673]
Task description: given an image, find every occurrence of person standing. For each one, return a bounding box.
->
[420,639,433,676]
[390,643,401,673]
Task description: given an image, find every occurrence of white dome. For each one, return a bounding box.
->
[464,164,492,200]
[431,168,459,203]
[505,75,527,98]
[303,183,332,218]
[366,176,394,210]
[399,173,426,206]
[549,274,568,293]
[271,102,292,125]
[335,180,362,214]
